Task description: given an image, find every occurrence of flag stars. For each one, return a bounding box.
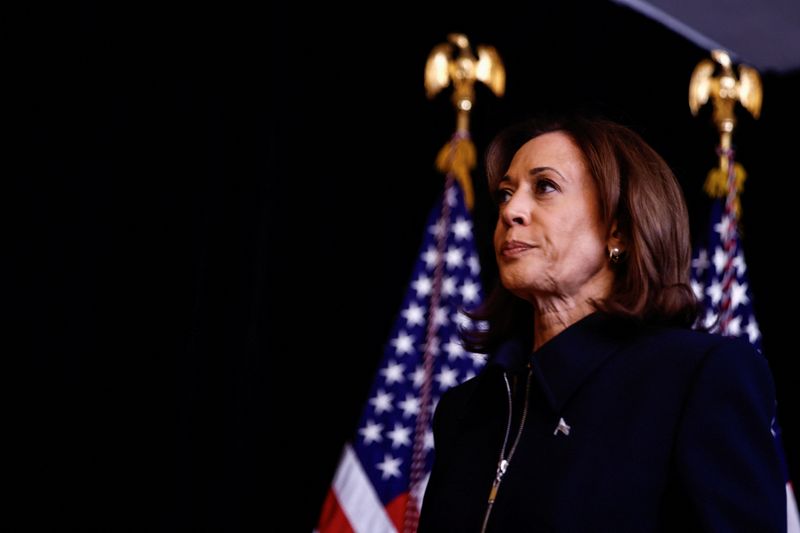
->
[359,420,383,445]
[399,394,420,418]
[460,280,480,303]
[338,184,491,500]
[412,365,426,388]
[444,335,465,360]
[725,315,743,336]
[446,187,458,207]
[712,246,728,275]
[442,276,457,297]
[422,248,440,270]
[428,219,446,239]
[380,361,406,385]
[420,336,440,357]
[730,280,750,310]
[468,255,481,276]
[433,306,449,327]
[453,311,472,329]
[691,279,705,301]
[387,423,412,448]
[470,352,487,366]
[369,390,394,414]
[451,217,473,240]
[445,247,464,269]
[402,303,425,328]
[376,454,403,480]
[746,319,761,344]
[713,217,727,239]
[424,429,434,450]
[706,280,722,306]
[412,275,432,298]
[390,331,416,356]
[714,215,736,241]
[703,309,718,330]
[734,253,747,276]
[692,248,710,274]
[435,365,459,390]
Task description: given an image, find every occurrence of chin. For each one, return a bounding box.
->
[499,275,536,297]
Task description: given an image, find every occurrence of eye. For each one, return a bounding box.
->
[494,188,513,205]
[535,178,558,194]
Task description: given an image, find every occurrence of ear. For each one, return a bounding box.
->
[608,220,625,253]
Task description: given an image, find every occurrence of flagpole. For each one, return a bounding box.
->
[403,34,505,533]
[316,33,503,533]
[688,49,761,335]
[689,49,800,532]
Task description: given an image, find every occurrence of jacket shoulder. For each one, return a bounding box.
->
[434,371,484,419]
[634,325,760,362]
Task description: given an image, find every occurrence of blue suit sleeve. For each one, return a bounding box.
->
[675,338,786,532]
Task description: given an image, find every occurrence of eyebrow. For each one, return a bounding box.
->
[498,166,568,185]
[530,166,568,181]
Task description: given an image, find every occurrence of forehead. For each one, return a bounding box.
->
[507,131,587,176]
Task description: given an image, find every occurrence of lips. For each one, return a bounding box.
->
[500,240,535,257]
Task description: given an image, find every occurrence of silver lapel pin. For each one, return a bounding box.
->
[554,417,571,436]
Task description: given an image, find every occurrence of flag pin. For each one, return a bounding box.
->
[553,417,571,436]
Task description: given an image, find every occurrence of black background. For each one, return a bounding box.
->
[11,1,799,529]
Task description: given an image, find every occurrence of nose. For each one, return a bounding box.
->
[500,192,530,226]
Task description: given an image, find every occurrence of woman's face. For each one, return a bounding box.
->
[493,131,613,304]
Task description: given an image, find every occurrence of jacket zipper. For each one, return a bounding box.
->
[480,368,532,533]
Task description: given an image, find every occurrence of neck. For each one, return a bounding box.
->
[531,298,597,351]
[529,273,612,351]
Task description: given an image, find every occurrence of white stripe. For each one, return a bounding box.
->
[788,483,800,533]
[415,472,431,514]
[333,444,397,533]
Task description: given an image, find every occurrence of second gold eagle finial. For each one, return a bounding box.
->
[689,49,762,128]
[689,50,762,213]
[424,33,505,133]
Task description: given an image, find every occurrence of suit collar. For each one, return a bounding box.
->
[529,311,625,413]
[459,312,627,419]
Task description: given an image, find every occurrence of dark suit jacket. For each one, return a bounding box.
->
[418,312,786,532]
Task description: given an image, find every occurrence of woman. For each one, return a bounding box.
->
[417,115,786,532]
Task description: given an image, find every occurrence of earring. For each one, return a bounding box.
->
[609,247,622,264]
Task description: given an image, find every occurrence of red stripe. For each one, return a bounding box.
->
[317,488,356,533]
[386,491,411,532]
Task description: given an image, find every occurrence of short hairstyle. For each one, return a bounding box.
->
[464,114,698,354]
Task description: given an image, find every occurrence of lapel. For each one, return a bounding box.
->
[454,312,630,419]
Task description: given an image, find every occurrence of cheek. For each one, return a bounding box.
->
[551,219,604,264]
[563,230,606,268]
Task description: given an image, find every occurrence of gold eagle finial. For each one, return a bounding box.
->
[424,33,505,133]
[689,50,762,211]
[424,34,505,211]
[689,49,762,130]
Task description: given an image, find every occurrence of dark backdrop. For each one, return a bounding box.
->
[11,1,799,529]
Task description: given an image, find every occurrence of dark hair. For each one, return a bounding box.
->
[464,114,698,354]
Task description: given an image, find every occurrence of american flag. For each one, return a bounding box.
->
[690,192,800,531]
[316,181,486,533]
[690,199,762,347]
